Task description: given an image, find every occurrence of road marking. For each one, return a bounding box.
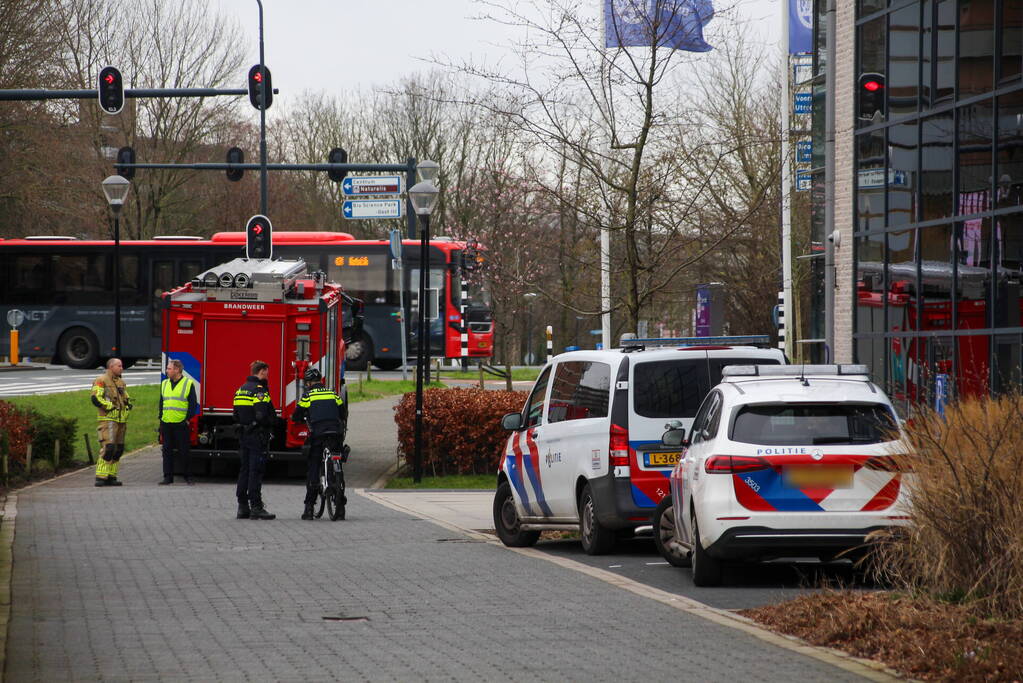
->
[357,488,901,682]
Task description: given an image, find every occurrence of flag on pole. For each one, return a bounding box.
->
[604,0,715,52]
[789,0,813,54]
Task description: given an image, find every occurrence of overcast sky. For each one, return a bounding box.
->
[213,0,782,106]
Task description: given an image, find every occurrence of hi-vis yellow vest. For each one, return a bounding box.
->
[160,377,194,423]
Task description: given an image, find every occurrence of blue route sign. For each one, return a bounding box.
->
[794,92,812,115]
[342,199,404,220]
[796,140,812,164]
[341,175,404,196]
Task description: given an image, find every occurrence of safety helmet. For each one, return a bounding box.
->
[303,368,323,383]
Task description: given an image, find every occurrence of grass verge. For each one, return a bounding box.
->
[385,473,495,489]
[4,379,443,464]
[436,367,541,382]
[742,591,1023,681]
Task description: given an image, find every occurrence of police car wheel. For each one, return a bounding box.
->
[579,484,615,556]
[493,482,539,547]
[691,513,723,587]
[653,496,691,568]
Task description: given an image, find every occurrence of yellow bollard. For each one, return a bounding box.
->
[10,329,18,366]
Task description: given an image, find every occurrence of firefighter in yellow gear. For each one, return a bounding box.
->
[92,357,132,486]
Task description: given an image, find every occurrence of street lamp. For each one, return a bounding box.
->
[523,292,538,365]
[409,173,440,484]
[101,174,131,358]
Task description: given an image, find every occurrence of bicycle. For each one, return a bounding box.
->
[312,432,349,521]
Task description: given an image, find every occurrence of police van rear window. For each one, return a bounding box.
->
[730,404,899,445]
[633,357,780,419]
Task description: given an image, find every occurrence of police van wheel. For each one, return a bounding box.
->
[579,484,615,556]
[653,496,691,568]
[691,514,723,587]
[58,327,99,369]
[493,482,539,547]
[345,335,373,371]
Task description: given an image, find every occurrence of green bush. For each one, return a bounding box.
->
[30,459,54,477]
[26,410,77,467]
[393,388,528,476]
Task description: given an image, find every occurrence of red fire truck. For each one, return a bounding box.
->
[162,256,359,461]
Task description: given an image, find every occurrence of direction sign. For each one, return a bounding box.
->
[794,92,812,115]
[342,199,404,220]
[7,309,25,329]
[341,175,404,196]
[389,228,403,259]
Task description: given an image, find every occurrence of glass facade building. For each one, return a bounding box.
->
[848,0,1023,411]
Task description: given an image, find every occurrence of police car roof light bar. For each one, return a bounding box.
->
[721,364,870,378]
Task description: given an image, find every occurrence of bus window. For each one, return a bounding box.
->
[53,254,107,304]
[181,260,204,283]
[12,254,50,304]
[119,254,144,305]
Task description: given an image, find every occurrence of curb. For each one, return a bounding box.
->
[369,459,403,491]
[0,496,15,683]
[356,488,904,682]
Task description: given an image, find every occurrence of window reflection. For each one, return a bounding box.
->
[889,3,919,117]
[922,112,954,220]
[888,121,918,226]
[936,0,956,104]
[997,91,1023,208]
[858,130,886,230]
[958,0,995,98]
[856,233,886,336]
[888,229,918,332]
[957,99,994,216]
[1001,0,1023,84]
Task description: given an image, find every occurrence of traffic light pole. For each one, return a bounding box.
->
[257,0,268,217]
[0,87,276,101]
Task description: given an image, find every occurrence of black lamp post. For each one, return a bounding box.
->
[523,292,537,364]
[101,174,131,357]
[408,162,440,484]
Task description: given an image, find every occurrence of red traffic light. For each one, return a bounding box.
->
[252,225,263,235]
[252,72,262,83]
[104,73,115,85]
[863,80,882,92]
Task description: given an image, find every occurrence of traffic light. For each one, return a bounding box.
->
[327,147,349,182]
[226,146,245,182]
[98,66,124,115]
[247,64,273,110]
[245,214,273,259]
[115,146,136,179]
[858,72,885,121]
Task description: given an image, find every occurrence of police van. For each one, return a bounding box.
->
[493,336,786,554]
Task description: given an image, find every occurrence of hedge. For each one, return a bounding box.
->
[393,388,528,476]
[0,400,78,472]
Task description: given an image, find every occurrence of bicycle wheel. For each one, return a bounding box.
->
[315,489,326,518]
[327,464,346,521]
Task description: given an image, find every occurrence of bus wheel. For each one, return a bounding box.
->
[372,359,402,371]
[121,358,137,369]
[58,327,99,369]
[345,334,373,371]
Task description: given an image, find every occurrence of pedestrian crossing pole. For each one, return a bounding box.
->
[546,325,553,364]
[777,291,786,352]
[460,277,469,360]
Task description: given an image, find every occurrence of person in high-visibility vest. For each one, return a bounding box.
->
[291,368,347,520]
[158,358,198,485]
[91,358,132,487]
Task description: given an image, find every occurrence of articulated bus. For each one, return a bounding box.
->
[0,231,493,370]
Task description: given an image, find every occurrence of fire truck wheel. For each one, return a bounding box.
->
[58,327,99,369]
[372,359,402,371]
[345,334,373,371]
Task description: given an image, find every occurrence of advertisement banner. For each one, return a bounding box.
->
[789,0,813,54]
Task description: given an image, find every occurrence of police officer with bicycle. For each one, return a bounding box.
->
[291,368,347,520]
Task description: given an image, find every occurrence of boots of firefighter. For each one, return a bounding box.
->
[250,504,276,520]
[236,499,251,519]
[95,443,116,486]
[106,445,124,485]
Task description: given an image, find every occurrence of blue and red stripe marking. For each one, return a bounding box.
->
[629,440,671,508]
[503,432,553,517]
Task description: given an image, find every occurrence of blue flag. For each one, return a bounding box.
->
[789,0,813,54]
[604,0,714,52]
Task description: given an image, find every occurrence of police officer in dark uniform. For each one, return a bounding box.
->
[233,360,276,520]
[291,368,346,520]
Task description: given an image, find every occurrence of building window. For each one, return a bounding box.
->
[890,3,921,117]
[957,98,994,216]
[958,0,995,98]
[922,111,955,220]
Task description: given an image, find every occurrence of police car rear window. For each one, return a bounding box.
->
[730,404,899,445]
[632,357,780,419]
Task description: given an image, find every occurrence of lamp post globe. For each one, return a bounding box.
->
[416,159,440,184]
[101,175,131,358]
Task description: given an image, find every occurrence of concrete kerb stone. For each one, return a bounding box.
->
[357,488,905,683]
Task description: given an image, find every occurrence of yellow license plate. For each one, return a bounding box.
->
[645,451,681,467]
[783,466,854,489]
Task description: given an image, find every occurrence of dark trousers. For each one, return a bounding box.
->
[237,432,268,507]
[304,434,341,505]
[160,422,191,479]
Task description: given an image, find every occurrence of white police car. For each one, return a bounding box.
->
[654,364,912,586]
[493,336,786,554]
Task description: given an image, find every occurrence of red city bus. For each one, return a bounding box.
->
[0,232,493,370]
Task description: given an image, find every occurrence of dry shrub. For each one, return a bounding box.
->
[393,388,527,476]
[0,400,33,467]
[875,393,1023,619]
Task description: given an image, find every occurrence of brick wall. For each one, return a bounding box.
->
[833,1,856,363]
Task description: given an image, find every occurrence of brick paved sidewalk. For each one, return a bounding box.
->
[5,399,868,682]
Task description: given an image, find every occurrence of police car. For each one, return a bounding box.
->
[493,336,786,554]
[654,364,912,586]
